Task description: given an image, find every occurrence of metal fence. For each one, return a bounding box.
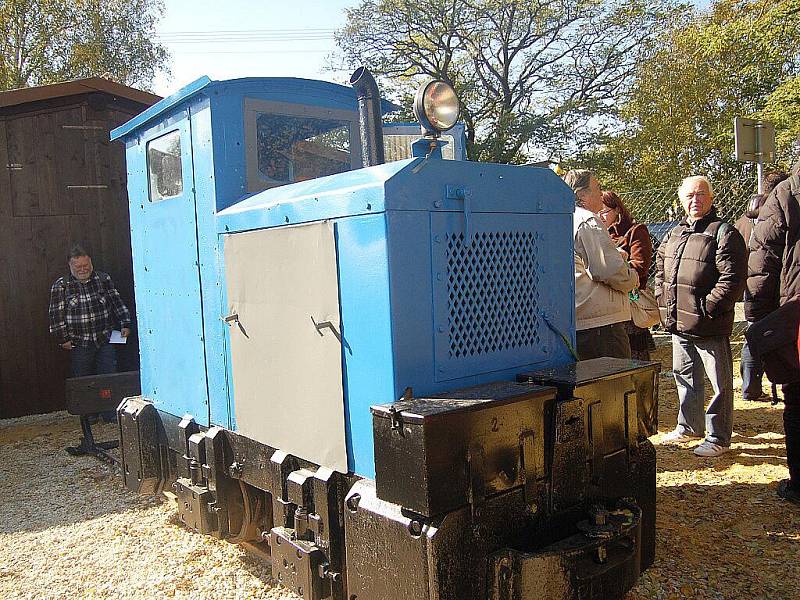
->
[620,178,756,358]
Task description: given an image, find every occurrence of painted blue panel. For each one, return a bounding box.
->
[430,212,550,381]
[112,76,398,143]
[215,161,408,234]
[384,160,574,215]
[127,110,209,421]
[386,210,575,400]
[215,159,573,238]
[111,76,212,141]
[336,214,396,478]
[189,96,232,428]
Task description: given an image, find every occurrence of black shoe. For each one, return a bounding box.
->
[777,480,800,506]
[743,393,771,402]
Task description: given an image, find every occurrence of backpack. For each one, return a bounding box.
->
[745,298,800,385]
[709,220,732,248]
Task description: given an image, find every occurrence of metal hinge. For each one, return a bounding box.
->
[62,125,107,130]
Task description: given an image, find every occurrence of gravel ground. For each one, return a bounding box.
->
[0,417,287,600]
[1,345,798,599]
[627,345,800,600]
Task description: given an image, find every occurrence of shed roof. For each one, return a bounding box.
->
[0,77,161,109]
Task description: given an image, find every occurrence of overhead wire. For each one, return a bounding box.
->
[156,28,337,44]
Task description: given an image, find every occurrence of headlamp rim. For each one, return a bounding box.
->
[413,79,459,136]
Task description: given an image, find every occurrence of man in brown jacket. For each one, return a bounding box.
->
[746,162,800,504]
[656,176,747,457]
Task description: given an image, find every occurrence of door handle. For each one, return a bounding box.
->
[311,316,342,342]
[222,312,249,338]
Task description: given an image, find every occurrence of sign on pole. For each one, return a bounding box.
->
[734,117,776,193]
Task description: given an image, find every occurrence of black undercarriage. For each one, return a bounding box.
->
[111,357,658,600]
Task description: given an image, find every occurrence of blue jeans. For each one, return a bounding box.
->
[672,334,734,446]
[71,343,117,377]
[740,331,765,399]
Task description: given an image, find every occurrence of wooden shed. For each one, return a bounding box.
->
[0,78,160,418]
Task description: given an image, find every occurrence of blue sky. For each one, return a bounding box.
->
[152,1,358,96]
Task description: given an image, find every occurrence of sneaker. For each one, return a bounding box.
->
[693,441,730,457]
[661,429,701,444]
[777,480,800,506]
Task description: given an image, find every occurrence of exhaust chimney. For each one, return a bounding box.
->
[350,67,385,167]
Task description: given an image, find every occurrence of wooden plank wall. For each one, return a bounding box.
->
[0,94,144,418]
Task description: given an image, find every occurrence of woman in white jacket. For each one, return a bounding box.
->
[564,170,639,360]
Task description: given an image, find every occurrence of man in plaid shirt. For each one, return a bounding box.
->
[49,244,132,377]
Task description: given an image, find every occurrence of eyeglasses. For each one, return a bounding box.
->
[598,208,615,217]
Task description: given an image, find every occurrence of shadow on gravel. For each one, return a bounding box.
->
[656,443,787,470]
[631,343,800,599]
[628,480,800,600]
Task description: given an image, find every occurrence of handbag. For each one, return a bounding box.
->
[629,287,661,329]
[745,297,800,384]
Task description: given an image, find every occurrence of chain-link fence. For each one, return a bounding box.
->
[620,178,756,358]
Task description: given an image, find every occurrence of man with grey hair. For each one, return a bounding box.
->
[656,175,747,457]
[564,169,639,359]
[49,243,132,377]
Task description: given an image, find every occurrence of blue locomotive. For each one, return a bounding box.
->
[109,68,659,600]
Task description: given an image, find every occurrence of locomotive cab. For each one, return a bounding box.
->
[110,72,658,600]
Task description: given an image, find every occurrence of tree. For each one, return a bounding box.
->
[589,0,800,190]
[761,76,800,164]
[335,0,684,163]
[0,0,169,91]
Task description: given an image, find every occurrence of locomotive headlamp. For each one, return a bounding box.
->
[413,80,459,136]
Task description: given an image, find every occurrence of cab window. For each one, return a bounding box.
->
[256,114,352,187]
[147,130,183,202]
[245,99,360,193]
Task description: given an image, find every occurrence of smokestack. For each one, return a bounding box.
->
[350,67,385,167]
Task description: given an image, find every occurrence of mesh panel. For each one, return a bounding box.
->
[446,230,541,358]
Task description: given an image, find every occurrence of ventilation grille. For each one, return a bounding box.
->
[446,230,541,359]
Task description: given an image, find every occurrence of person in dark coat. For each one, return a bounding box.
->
[735,171,789,401]
[746,161,800,505]
[599,190,656,360]
[656,176,747,457]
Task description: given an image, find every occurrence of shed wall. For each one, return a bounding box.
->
[0,93,146,418]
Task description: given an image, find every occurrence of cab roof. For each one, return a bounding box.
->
[110,75,399,141]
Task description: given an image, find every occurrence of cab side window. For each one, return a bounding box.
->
[147,130,183,202]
